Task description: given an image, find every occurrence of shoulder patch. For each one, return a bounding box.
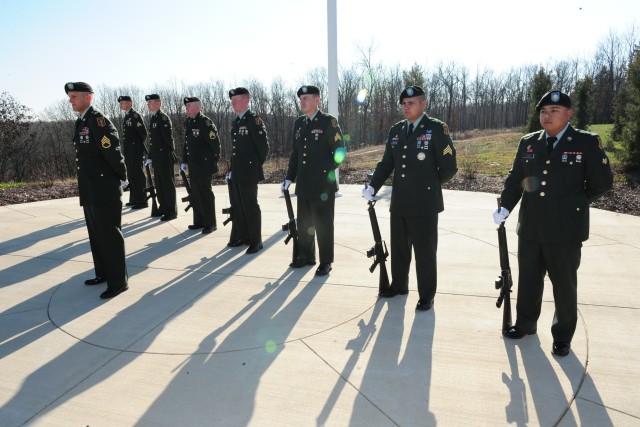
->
[205,119,212,127]
[96,117,106,127]
[255,117,264,126]
[162,115,168,122]
[331,118,338,128]
[134,113,139,119]
[442,123,449,136]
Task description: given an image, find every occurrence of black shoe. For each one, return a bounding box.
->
[100,285,129,299]
[188,224,204,230]
[246,243,263,254]
[289,259,316,268]
[125,202,135,206]
[202,226,216,234]
[131,203,148,209]
[552,342,571,357]
[227,239,243,247]
[315,263,332,276]
[379,287,409,298]
[416,298,434,311]
[160,214,177,221]
[151,212,163,217]
[503,326,537,339]
[84,276,106,285]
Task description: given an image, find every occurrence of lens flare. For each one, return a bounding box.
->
[357,88,368,104]
[343,134,351,143]
[307,226,316,236]
[522,176,539,192]
[333,147,346,164]
[320,192,328,202]
[327,170,336,183]
[264,340,277,353]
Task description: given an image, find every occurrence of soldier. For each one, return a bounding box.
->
[180,97,220,234]
[362,85,457,310]
[118,95,148,209]
[144,93,178,221]
[493,90,613,357]
[282,85,346,276]
[65,82,129,299]
[227,87,270,254]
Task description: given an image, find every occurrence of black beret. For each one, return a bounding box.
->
[64,82,93,94]
[145,94,160,101]
[536,90,572,112]
[118,95,132,102]
[228,87,249,98]
[183,96,200,105]
[399,85,425,103]
[297,85,320,98]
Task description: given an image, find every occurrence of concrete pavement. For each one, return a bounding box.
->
[0,184,638,426]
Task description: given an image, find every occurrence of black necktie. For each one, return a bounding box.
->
[408,123,414,137]
[306,117,311,126]
[546,136,557,154]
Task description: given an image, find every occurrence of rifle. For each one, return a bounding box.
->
[281,189,299,264]
[179,169,192,212]
[144,164,160,216]
[366,197,391,295]
[222,177,233,226]
[495,197,513,335]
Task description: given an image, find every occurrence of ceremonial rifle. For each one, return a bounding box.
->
[281,189,299,264]
[495,197,513,334]
[179,169,193,212]
[222,173,233,226]
[366,194,391,295]
[144,164,160,216]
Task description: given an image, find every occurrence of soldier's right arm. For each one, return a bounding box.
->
[499,138,526,212]
[285,119,300,182]
[369,128,397,192]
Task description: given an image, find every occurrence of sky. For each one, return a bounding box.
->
[0,0,638,114]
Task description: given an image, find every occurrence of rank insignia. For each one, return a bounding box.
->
[443,145,453,155]
[101,136,111,148]
[137,122,142,127]
[331,118,338,128]
[97,117,106,127]
[602,157,608,165]
[443,123,450,135]
[335,133,342,142]
[209,131,216,139]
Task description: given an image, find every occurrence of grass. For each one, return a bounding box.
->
[0,182,28,189]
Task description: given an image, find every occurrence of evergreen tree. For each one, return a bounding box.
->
[402,63,426,88]
[621,50,640,171]
[572,76,595,130]
[524,68,552,133]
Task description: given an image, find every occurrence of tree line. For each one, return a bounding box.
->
[1,27,639,183]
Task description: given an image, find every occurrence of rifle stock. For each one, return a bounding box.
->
[281,189,299,264]
[179,169,193,212]
[144,164,159,216]
[366,199,391,295]
[495,197,513,334]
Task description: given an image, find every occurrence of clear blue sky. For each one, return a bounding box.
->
[0,0,638,114]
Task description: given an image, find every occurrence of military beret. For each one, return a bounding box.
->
[297,85,320,98]
[183,96,200,105]
[399,85,425,103]
[64,82,93,94]
[228,87,249,98]
[145,94,160,101]
[536,90,572,111]
[118,95,132,102]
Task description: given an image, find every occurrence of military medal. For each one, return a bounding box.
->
[417,152,426,160]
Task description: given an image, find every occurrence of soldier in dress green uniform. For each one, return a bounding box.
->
[363,85,457,311]
[145,93,178,221]
[180,96,220,234]
[282,85,346,276]
[494,90,613,357]
[65,82,129,299]
[118,95,148,209]
[227,87,270,254]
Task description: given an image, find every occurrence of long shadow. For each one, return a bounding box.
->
[502,339,529,426]
[0,230,284,425]
[133,266,329,425]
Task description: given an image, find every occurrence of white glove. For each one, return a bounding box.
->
[493,207,510,224]
[144,159,152,167]
[225,171,232,183]
[281,179,292,193]
[120,179,129,188]
[180,163,187,172]
[361,185,375,201]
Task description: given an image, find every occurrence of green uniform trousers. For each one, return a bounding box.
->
[296,195,335,264]
[229,180,261,244]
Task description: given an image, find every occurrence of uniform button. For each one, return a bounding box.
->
[77,167,80,170]
[570,161,574,165]
[233,153,236,156]
[303,153,306,157]
[401,174,405,177]
[75,158,78,161]
[543,170,548,175]
[100,174,104,177]
[541,181,546,186]
[576,207,581,211]
[427,186,431,190]
[303,161,306,164]
[403,145,407,149]
[249,161,252,164]
[546,160,551,164]
[540,192,545,197]
[402,164,406,168]
[402,155,406,158]
[204,157,207,160]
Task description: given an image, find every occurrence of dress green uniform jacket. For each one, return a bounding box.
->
[369,115,457,216]
[183,112,220,174]
[148,109,176,164]
[285,110,344,199]
[122,108,148,156]
[230,110,269,183]
[73,106,127,205]
[500,125,613,244]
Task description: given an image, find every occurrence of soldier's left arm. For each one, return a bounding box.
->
[326,117,345,169]
[584,134,613,203]
[432,122,458,183]
[246,116,269,165]
[160,115,175,150]
[135,113,148,142]
[90,114,127,181]
[203,119,221,162]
